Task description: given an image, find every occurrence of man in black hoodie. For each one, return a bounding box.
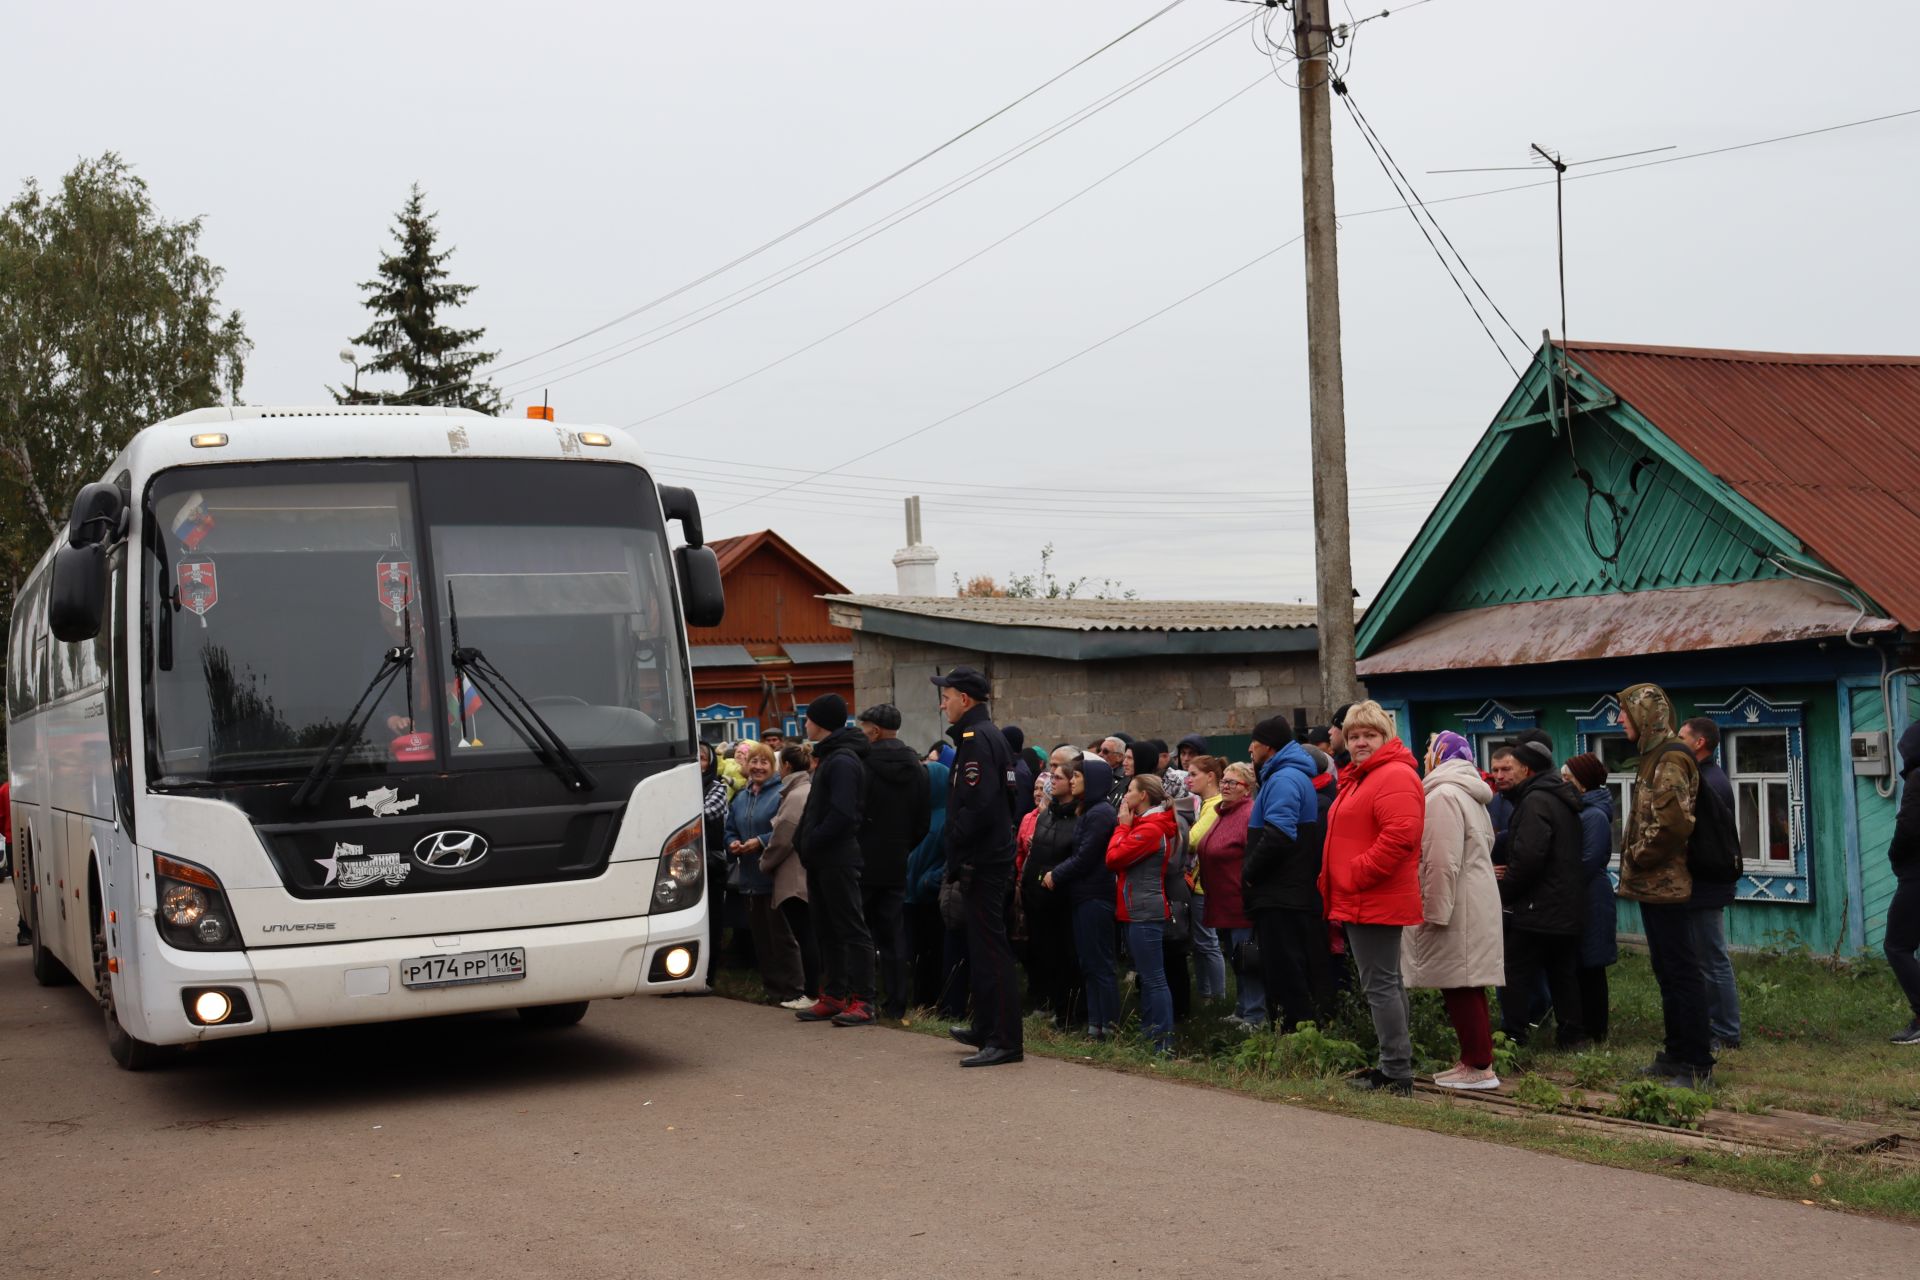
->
[795,694,877,1026]
[858,703,931,1021]
[1491,740,1589,1047]
[934,666,1023,1067]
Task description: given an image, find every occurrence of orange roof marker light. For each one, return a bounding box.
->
[527,405,555,421]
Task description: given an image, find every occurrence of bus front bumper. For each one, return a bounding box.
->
[126,905,709,1046]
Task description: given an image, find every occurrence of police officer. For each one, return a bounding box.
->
[931,665,1023,1067]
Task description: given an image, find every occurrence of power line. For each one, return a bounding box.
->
[1335,84,1525,376]
[667,470,1444,519]
[484,0,1200,378]
[654,459,1445,507]
[705,234,1304,517]
[485,10,1261,404]
[1348,105,1920,220]
[622,71,1274,427]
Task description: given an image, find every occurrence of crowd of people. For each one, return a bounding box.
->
[696,668,1918,1086]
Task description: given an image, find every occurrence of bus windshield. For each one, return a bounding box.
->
[144,458,691,785]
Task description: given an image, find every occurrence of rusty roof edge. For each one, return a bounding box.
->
[1559,340,1920,367]
[1356,579,1902,676]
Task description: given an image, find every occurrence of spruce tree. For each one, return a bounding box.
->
[336,184,504,413]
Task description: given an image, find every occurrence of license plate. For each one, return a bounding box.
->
[399,947,526,990]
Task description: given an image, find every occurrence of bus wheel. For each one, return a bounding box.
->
[518,1001,590,1029]
[26,851,71,988]
[92,896,173,1071]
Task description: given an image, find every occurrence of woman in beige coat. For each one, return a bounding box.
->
[1402,731,1505,1090]
[760,745,819,1010]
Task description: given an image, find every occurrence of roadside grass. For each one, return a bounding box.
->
[710,944,1920,1222]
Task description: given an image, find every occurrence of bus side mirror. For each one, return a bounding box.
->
[49,542,109,643]
[68,481,126,548]
[675,545,725,628]
[658,484,705,547]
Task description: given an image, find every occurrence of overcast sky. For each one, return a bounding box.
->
[8,1,1917,602]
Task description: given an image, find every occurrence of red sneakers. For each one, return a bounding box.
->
[794,995,846,1022]
[830,999,876,1027]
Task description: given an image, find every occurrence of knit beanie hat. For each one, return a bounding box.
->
[1003,725,1026,754]
[1565,752,1608,792]
[807,693,849,733]
[1509,738,1556,776]
[1251,716,1294,749]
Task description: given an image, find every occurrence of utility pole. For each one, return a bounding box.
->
[1294,0,1358,713]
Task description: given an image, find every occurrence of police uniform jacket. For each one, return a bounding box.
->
[943,703,1018,877]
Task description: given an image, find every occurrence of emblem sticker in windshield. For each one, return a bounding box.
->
[350,786,420,818]
[316,842,410,889]
[376,557,415,616]
[178,560,218,620]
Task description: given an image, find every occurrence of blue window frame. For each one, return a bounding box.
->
[1573,688,1810,906]
[1460,699,1538,769]
[696,702,759,745]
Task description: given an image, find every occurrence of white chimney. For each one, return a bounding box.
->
[892,496,940,595]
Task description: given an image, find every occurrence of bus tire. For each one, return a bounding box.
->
[93,885,173,1071]
[25,850,72,988]
[518,1000,590,1029]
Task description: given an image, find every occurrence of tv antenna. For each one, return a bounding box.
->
[1428,143,1666,379]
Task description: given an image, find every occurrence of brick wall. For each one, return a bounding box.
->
[853,632,1328,752]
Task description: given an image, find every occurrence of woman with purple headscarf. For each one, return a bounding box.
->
[1401,730,1506,1089]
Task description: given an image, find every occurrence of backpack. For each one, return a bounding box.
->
[1660,743,1741,884]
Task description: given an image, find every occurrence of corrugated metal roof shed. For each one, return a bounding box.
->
[1357,578,1899,675]
[688,644,758,668]
[1566,342,1920,627]
[822,595,1319,633]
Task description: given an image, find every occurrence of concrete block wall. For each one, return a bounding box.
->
[850,632,1326,753]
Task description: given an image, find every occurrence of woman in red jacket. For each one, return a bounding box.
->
[1106,773,1181,1054]
[1318,700,1425,1095]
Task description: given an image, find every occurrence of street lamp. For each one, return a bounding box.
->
[338,348,361,397]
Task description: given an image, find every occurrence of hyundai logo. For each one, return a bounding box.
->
[412,830,489,870]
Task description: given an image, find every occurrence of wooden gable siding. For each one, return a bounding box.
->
[1440,413,1785,611]
[691,542,844,647]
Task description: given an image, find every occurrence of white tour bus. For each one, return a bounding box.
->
[8,405,726,1068]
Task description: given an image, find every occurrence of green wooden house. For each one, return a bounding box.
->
[1356,341,1920,956]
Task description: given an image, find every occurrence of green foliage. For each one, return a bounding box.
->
[1568,1050,1619,1091]
[1490,1031,1525,1078]
[1608,1079,1714,1130]
[338,184,503,414]
[1229,1022,1368,1079]
[955,544,1136,601]
[0,152,249,605]
[1511,1073,1564,1113]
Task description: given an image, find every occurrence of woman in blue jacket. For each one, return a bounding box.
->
[726,742,804,1004]
[905,761,952,1012]
[1043,757,1120,1038]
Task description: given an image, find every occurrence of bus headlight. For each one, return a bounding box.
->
[160,882,208,927]
[651,816,705,912]
[153,853,243,952]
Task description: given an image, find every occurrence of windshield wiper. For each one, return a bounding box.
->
[447,580,596,793]
[290,645,414,808]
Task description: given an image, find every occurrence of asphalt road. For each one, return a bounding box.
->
[4,913,1916,1279]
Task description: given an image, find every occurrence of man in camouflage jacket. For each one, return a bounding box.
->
[1615,682,1714,1082]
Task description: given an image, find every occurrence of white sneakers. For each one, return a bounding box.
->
[779,995,816,1011]
[1433,1063,1501,1090]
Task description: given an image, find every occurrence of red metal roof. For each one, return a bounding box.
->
[1565,341,1920,627]
[705,529,850,593]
